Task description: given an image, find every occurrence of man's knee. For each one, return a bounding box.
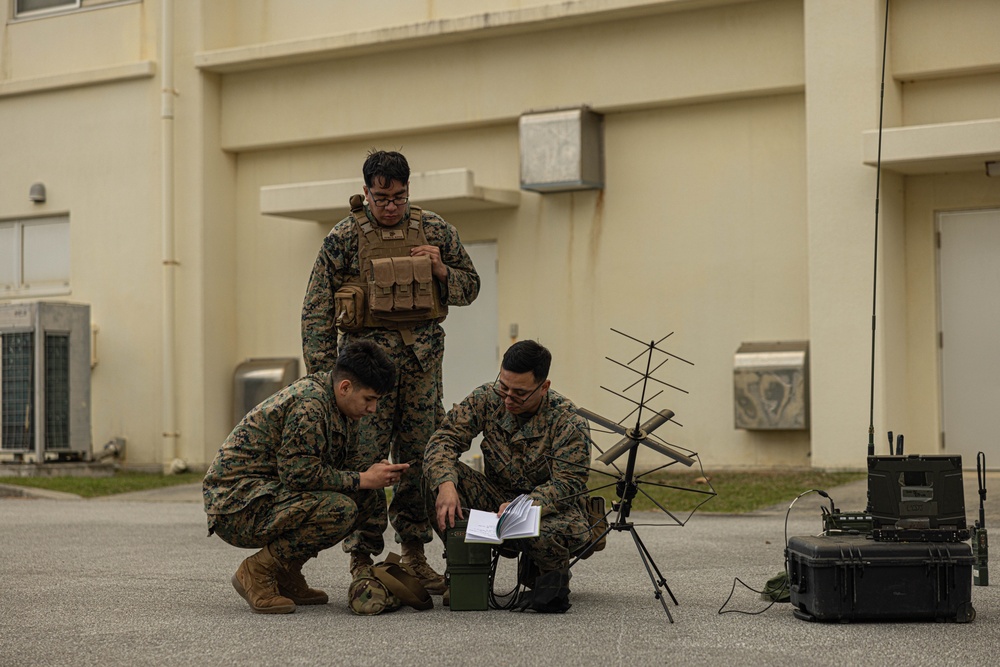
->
[326,493,360,525]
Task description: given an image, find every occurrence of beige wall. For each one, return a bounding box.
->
[3,1,146,79]
[221,0,810,472]
[2,0,998,472]
[0,81,164,461]
[237,91,810,471]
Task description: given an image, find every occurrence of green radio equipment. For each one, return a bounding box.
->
[445,520,492,611]
[972,452,989,586]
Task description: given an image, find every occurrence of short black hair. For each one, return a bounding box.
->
[362,150,410,189]
[333,340,396,394]
[501,340,552,383]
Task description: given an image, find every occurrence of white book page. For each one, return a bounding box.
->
[465,508,502,544]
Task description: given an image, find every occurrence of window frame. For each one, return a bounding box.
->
[13,0,82,19]
[0,216,71,299]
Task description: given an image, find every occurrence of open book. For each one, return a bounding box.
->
[464,493,541,544]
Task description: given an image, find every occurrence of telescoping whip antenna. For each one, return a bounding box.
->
[867,0,891,456]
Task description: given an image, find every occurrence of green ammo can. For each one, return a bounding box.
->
[445,520,493,611]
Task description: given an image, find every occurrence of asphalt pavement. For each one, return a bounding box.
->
[1,475,998,667]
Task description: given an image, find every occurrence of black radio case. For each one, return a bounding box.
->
[786,534,975,623]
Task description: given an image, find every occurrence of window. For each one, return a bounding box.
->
[0,217,70,298]
[14,0,81,18]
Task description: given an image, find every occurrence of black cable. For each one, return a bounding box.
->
[488,550,524,610]
[718,489,833,615]
[718,577,786,616]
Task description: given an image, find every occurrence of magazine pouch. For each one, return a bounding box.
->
[391,257,415,311]
[334,284,366,332]
[412,255,435,310]
[369,258,395,314]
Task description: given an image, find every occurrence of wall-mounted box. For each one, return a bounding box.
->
[519,107,604,192]
[232,358,300,427]
[734,341,809,430]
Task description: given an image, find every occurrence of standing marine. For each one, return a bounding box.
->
[301,149,480,593]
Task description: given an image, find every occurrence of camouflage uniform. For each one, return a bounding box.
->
[203,372,380,561]
[301,205,479,554]
[423,384,592,570]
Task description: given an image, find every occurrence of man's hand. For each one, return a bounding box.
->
[410,245,448,281]
[359,460,410,490]
[435,481,464,531]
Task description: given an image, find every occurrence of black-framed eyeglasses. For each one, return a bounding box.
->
[368,193,409,208]
[491,372,544,405]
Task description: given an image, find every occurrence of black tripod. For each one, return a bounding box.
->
[570,418,682,623]
[564,331,710,623]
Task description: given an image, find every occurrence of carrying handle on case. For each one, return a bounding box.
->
[977,451,987,529]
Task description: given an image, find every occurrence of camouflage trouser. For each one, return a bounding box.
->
[423,463,591,571]
[210,488,379,562]
[343,343,444,555]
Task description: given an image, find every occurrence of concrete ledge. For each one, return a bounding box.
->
[195,0,742,74]
[863,118,1000,175]
[0,61,156,99]
[261,168,520,223]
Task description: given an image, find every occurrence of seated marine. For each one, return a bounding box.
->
[422,340,592,611]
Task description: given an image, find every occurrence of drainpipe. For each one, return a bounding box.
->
[160,0,184,473]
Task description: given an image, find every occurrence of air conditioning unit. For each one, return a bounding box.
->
[0,302,91,462]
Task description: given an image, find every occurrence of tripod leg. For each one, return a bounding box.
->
[628,527,674,623]
[632,527,678,606]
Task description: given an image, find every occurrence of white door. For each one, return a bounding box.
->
[441,241,498,464]
[938,209,1000,468]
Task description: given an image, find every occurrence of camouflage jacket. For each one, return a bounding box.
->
[301,205,480,374]
[424,385,591,516]
[203,372,368,516]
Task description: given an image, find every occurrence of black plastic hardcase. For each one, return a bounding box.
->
[786,535,975,623]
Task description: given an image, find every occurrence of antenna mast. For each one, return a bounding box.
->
[867,0,891,456]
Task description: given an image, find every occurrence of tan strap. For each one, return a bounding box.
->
[372,553,433,611]
[398,327,417,347]
[408,205,423,234]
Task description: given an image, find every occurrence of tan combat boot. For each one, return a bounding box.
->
[400,542,447,595]
[231,544,296,614]
[349,551,374,579]
[276,558,329,605]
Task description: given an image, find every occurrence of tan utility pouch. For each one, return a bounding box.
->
[391,257,415,311]
[577,495,609,559]
[370,258,395,314]
[334,285,366,332]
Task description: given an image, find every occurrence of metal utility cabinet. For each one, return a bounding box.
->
[0,302,91,461]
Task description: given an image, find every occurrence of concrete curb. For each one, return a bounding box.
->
[0,483,82,500]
